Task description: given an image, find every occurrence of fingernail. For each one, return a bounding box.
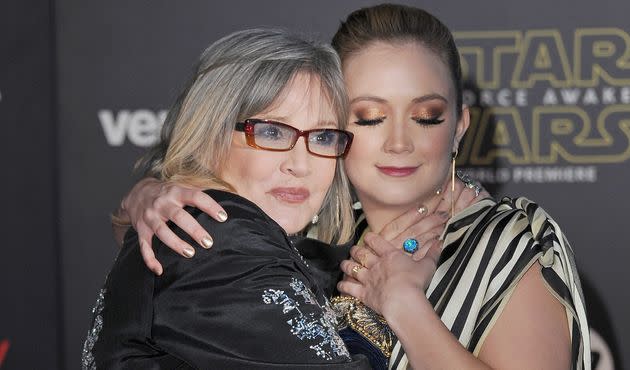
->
[201,236,213,249]
[217,210,228,222]
[417,205,427,215]
[183,246,195,258]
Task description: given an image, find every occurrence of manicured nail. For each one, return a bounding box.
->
[201,236,213,249]
[183,246,195,258]
[217,210,228,222]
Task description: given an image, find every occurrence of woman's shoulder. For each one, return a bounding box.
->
[173,189,290,253]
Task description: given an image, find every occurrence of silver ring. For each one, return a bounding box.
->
[456,170,482,197]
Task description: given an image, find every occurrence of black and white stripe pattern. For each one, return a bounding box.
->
[387,197,590,370]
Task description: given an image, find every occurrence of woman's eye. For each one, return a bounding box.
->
[413,116,445,125]
[311,131,337,146]
[258,126,283,139]
[354,117,385,126]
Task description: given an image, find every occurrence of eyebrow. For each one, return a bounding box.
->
[256,115,337,128]
[350,93,448,105]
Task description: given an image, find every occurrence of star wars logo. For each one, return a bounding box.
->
[454,28,630,183]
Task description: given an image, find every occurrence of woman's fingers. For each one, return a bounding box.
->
[379,204,429,242]
[363,232,398,257]
[411,237,442,261]
[390,212,449,249]
[340,259,367,282]
[142,208,196,258]
[167,207,214,249]
[337,280,364,300]
[135,223,164,275]
[349,244,377,268]
[138,239,163,275]
[424,240,442,264]
[178,187,228,223]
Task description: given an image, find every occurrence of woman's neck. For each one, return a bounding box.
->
[359,193,444,234]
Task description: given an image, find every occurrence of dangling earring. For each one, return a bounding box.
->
[451,149,458,217]
[311,214,319,225]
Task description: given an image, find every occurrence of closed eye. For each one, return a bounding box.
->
[413,117,445,125]
[354,117,385,126]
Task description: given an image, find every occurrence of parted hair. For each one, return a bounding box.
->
[138,28,354,244]
[332,3,464,118]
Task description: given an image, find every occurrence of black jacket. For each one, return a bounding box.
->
[83,190,369,369]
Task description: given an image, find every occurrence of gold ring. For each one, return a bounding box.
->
[351,264,363,277]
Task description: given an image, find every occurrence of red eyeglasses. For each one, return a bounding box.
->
[234,119,353,158]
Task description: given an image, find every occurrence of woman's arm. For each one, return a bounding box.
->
[93,191,371,369]
[116,177,488,274]
[338,233,571,370]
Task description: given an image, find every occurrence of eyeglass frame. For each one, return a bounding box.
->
[234,118,354,158]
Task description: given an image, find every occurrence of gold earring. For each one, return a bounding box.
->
[451,149,458,217]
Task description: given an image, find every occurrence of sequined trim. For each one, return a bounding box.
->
[262,278,350,360]
[82,288,106,370]
[331,295,396,357]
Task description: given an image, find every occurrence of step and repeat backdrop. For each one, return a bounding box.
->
[2,0,628,368]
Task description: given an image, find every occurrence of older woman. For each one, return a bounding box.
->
[82,28,370,369]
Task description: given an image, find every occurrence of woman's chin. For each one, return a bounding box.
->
[270,214,309,235]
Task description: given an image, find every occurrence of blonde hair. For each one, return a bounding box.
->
[138,28,354,244]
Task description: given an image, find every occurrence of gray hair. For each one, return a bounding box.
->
[138,28,354,243]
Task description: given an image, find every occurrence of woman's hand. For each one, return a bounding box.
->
[376,176,489,259]
[114,178,228,275]
[337,232,442,316]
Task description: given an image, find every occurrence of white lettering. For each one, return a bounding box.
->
[583,88,599,105]
[602,87,616,104]
[99,109,167,147]
[515,89,528,106]
[99,110,131,146]
[542,88,558,105]
[559,88,581,104]
[512,166,597,183]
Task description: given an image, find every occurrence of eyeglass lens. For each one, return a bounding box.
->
[252,122,349,157]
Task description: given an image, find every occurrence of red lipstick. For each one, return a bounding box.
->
[269,187,310,203]
[376,166,419,177]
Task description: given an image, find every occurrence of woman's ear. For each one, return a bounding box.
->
[453,104,470,152]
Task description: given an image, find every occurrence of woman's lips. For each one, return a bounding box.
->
[269,187,310,203]
[376,166,419,177]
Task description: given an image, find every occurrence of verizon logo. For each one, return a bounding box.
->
[99,109,167,147]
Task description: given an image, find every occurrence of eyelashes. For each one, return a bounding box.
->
[354,117,385,126]
[412,116,445,125]
[354,116,445,126]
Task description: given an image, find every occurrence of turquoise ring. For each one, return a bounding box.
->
[402,238,419,254]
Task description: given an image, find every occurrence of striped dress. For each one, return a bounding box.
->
[388,196,590,369]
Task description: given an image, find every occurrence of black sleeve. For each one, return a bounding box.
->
[86,191,369,369]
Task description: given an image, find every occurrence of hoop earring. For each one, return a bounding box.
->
[451,149,458,217]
